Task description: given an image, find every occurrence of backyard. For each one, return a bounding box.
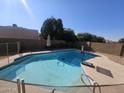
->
[0,0,124,93]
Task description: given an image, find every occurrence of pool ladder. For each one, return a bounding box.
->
[51,89,56,93]
[80,74,93,85]
[80,74,101,93]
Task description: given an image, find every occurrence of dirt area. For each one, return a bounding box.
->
[0,56,7,60]
[101,53,124,65]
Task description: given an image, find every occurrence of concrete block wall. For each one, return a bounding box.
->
[90,42,123,56]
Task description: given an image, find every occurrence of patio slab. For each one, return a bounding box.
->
[82,52,124,85]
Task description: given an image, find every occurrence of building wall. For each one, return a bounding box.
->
[0,26,39,40]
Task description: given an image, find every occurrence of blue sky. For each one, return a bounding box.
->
[0,0,124,41]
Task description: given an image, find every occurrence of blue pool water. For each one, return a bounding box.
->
[0,50,96,86]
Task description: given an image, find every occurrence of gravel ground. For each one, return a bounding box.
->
[101,53,124,65]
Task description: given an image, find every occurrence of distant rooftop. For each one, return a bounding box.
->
[0,24,39,40]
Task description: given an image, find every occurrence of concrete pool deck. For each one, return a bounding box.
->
[0,50,124,93]
[82,52,124,85]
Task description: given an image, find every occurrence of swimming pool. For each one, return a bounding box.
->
[0,49,96,86]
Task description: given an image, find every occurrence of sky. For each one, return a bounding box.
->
[0,0,124,41]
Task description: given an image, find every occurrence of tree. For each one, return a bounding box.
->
[77,33,105,43]
[119,38,124,43]
[12,24,17,27]
[77,33,92,41]
[40,17,77,42]
[62,28,77,42]
[41,18,64,40]
[96,36,106,42]
[41,18,57,39]
[54,19,64,40]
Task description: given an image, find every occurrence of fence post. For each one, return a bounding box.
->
[93,82,101,93]
[6,43,9,63]
[17,42,20,56]
[17,79,21,93]
[21,79,26,93]
[31,51,32,54]
[81,45,84,53]
[51,89,56,93]
[120,44,124,56]
[93,85,96,93]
